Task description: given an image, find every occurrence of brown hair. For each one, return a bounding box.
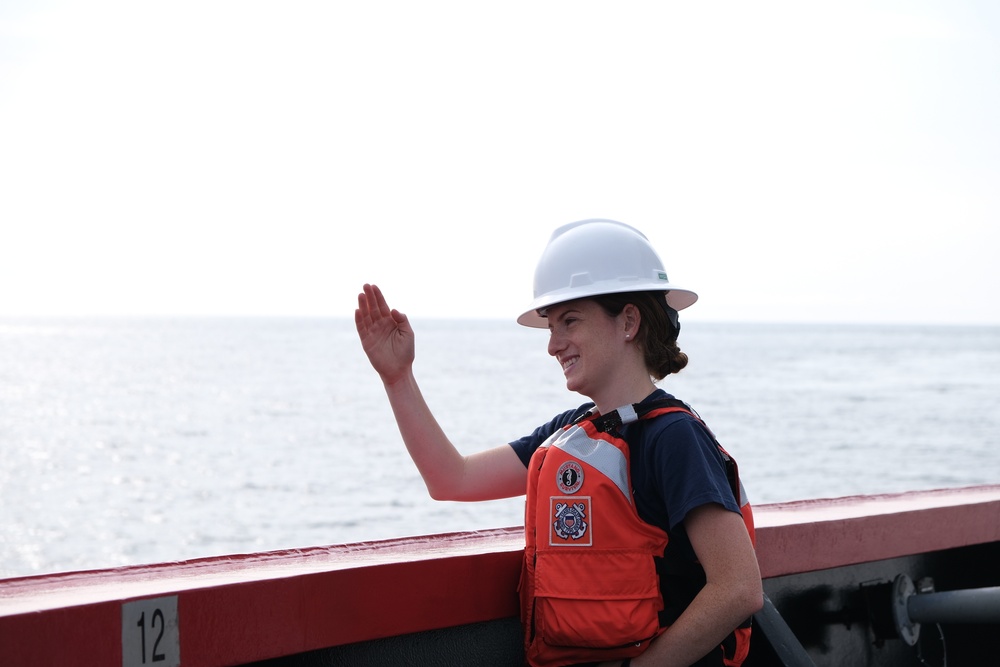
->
[591,291,689,381]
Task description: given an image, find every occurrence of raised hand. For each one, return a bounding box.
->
[355,283,415,385]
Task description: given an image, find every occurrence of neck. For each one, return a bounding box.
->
[591,381,657,416]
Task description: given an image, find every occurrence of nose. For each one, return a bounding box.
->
[547,329,564,357]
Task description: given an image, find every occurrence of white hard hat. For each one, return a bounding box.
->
[517,219,698,328]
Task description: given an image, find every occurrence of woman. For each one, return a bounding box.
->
[355,220,762,667]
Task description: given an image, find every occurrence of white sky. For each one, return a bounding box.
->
[1,1,998,325]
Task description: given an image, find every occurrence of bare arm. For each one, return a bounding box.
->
[355,284,527,501]
[605,504,762,667]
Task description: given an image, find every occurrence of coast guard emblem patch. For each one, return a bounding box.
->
[549,496,592,546]
[556,461,584,494]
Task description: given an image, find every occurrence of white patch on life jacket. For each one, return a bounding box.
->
[550,496,592,546]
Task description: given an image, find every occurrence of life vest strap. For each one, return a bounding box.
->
[581,397,695,434]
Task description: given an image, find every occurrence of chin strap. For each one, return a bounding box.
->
[663,301,680,334]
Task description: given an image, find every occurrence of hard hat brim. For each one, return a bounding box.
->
[516,285,698,328]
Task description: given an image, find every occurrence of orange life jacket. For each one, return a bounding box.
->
[519,399,755,667]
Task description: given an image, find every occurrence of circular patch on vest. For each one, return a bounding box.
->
[556,461,584,494]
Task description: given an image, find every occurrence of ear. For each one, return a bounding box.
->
[622,303,641,338]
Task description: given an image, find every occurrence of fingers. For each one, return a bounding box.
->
[353,302,366,333]
[390,307,409,328]
[368,283,391,317]
[355,284,377,324]
[356,283,398,330]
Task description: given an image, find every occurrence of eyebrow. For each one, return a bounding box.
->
[548,306,583,323]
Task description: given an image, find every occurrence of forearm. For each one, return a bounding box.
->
[382,370,466,500]
[628,505,762,666]
[629,581,759,666]
[356,284,523,501]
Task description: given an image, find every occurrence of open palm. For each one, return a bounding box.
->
[355,283,415,385]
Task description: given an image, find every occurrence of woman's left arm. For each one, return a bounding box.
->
[620,504,763,667]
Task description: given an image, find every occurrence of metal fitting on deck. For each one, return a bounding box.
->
[866,574,1000,646]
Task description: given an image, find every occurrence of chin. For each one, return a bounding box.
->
[564,378,589,398]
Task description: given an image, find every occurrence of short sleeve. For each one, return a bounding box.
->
[508,402,595,467]
[631,413,740,534]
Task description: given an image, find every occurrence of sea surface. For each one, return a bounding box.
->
[1,317,998,579]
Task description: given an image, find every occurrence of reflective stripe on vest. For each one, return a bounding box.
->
[546,420,631,501]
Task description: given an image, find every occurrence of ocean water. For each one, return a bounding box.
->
[1,317,998,579]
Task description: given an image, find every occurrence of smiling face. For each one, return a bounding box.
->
[545,298,651,410]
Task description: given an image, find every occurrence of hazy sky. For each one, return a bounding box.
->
[2,1,998,325]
